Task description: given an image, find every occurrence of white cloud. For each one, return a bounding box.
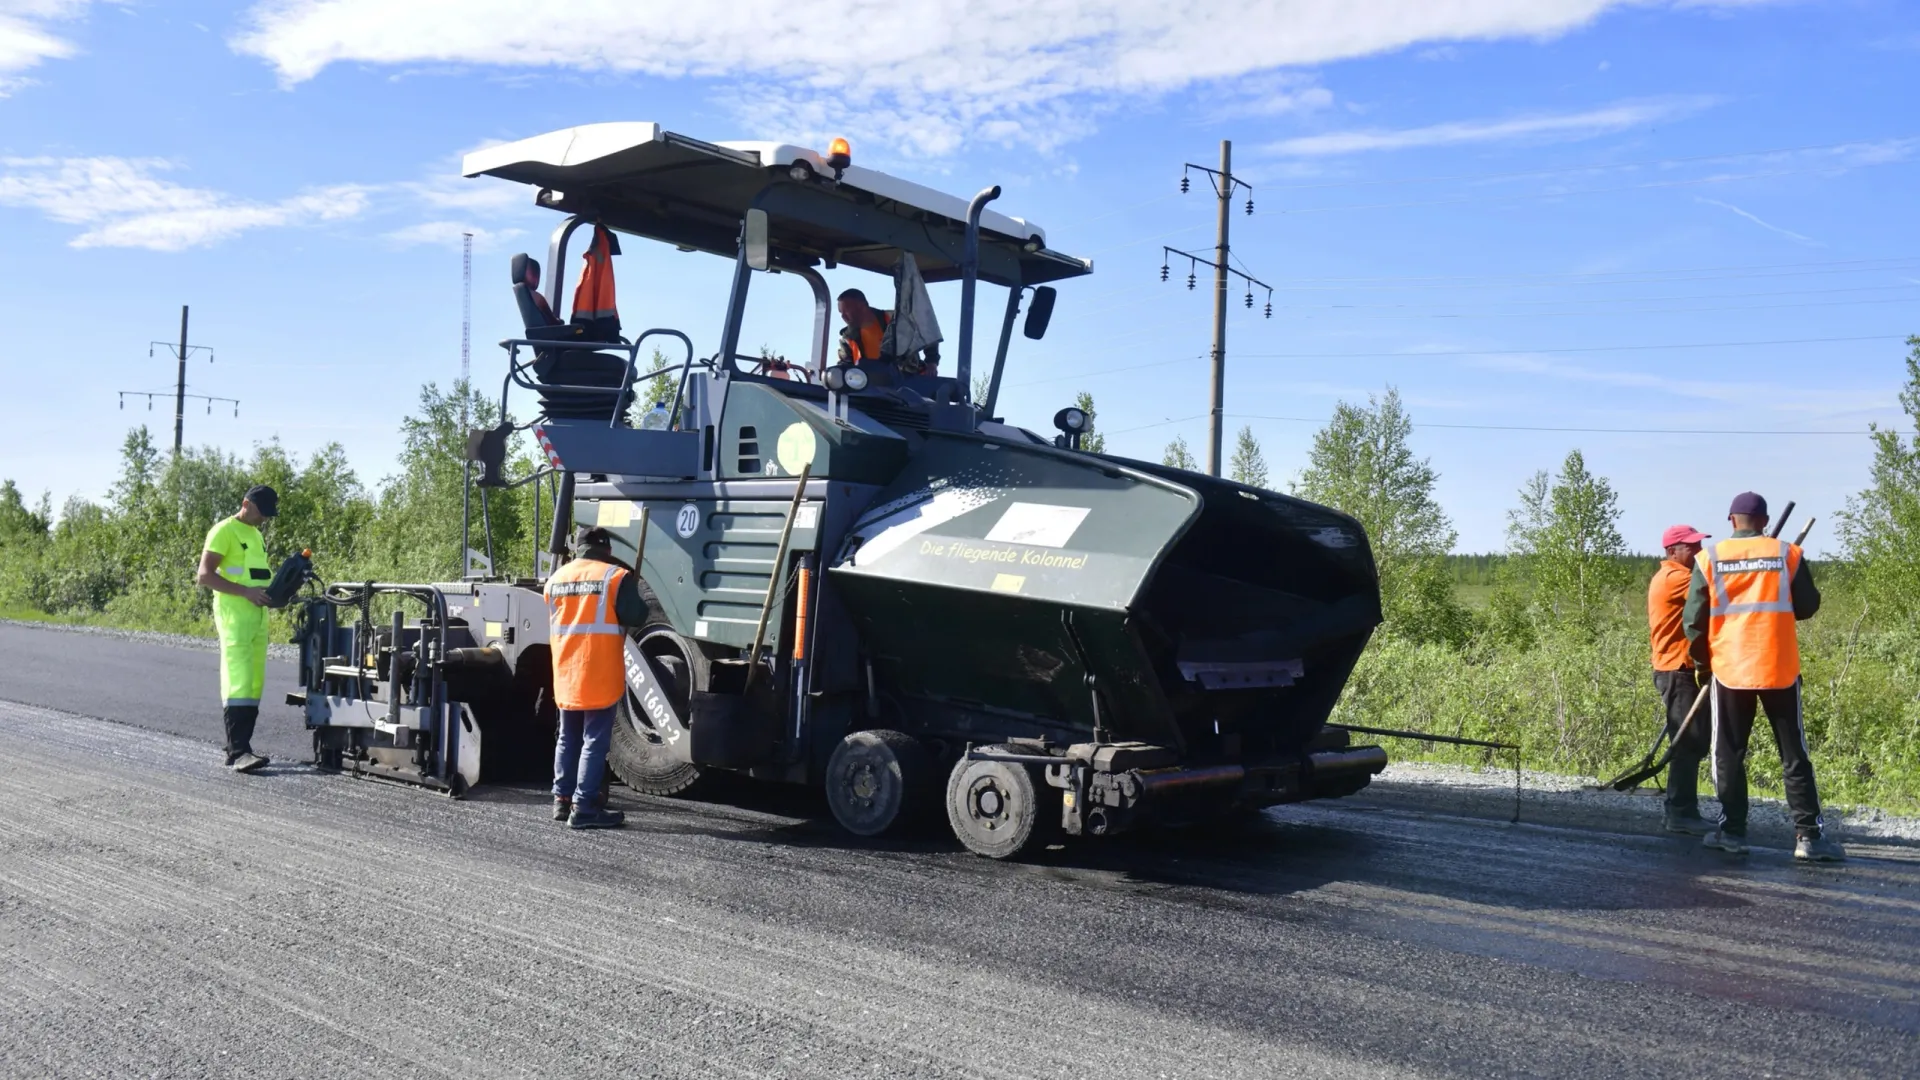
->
[1695,197,1819,246]
[1267,96,1718,156]
[0,0,95,94]
[0,156,369,250]
[230,1,1756,156]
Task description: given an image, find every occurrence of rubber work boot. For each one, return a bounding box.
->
[1663,808,1712,836]
[568,806,626,830]
[229,752,271,774]
[553,797,572,822]
[1702,829,1749,855]
[1795,833,1846,863]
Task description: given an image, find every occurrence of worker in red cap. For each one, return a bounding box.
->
[1647,523,1711,834]
[1683,491,1842,862]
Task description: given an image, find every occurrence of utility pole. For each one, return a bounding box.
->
[1163,140,1271,477]
[173,305,189,456]
[119,305,233,453]
[1208,141,1232,477]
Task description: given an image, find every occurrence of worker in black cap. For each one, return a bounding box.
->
[1683,491,1842,861]
[543,525,651,827]
[195,485,279,773]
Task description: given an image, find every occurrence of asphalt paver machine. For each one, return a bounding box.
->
[292,122,1388,857]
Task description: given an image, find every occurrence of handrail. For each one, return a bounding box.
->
[494,328,699,429]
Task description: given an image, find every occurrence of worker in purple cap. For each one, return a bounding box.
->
[1647,523,1711,834]
[1683,491,1842,862]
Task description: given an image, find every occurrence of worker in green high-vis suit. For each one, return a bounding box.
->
[195,484,278,773]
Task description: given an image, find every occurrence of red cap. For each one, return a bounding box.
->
[1661,524,1709,548]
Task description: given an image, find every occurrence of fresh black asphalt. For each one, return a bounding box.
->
[1,622,1915,1077]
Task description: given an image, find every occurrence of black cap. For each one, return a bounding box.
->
[244,484,279,518]
[575,525,614,549]
[1728,491,1767,518]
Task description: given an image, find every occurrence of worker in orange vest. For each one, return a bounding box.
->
[544,526,650,829]
[1683,492,1842,862]
[1647,523,1711,835]
[835,288,893,368]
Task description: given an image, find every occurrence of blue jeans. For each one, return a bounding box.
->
[553,705,616,808]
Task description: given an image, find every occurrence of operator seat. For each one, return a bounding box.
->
[511,253,560,328]
[508,254,634,423]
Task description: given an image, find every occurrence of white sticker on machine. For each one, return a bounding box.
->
[794,504,820,530]
[984,502,1090,549]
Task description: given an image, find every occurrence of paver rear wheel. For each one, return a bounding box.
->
[946,749,1047,859]
[825,729,928,837]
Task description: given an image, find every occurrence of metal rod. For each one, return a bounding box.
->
[982,284,1022,417]
[1329,723,1517,752]
[173,305,188,456]
[1207,140,1230,477]
[717,225,754,374]
[1768,500,1795,539]
[743,463,812,693]
[547,471,575,555]
[461,461,471,577]
[957,186,1002,399]
[631,504,650,580]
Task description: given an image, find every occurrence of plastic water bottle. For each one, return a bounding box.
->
[641,401,670,430]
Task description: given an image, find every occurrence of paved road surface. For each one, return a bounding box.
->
[1,623,1916,1078]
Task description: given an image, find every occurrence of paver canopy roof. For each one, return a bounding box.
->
[464,122,1093,288]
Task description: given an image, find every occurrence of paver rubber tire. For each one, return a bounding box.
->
[607,579,707,797]
[825,729,929,837]
[945,748,1046,860]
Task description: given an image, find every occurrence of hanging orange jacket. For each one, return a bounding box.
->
[570,225,622,342]
[544,555,630,710]
[1699,535,1802,690]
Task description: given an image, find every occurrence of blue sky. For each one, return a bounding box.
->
[3,0,1917,554]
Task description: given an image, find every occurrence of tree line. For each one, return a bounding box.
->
[4,342,1919,808]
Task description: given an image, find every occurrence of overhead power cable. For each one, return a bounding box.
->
[1263,255,1919,287]
[1103,413,1878,438]
[1231,334,1905,360]
[1285,293,1920,321]
[1013,334,1904,391]
[1273,283,1918,312]
[1262,136,1919,193]
[1274,167,1889,216]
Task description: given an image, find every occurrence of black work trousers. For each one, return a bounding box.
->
[1652,668,1708,812]
[1709,677,1824,837]
[222,704,259,764]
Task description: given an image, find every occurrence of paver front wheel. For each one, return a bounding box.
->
[946,750,1044,859]
[825,729,928,837]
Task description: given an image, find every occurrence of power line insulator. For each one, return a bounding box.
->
[1159,263,1169,282]
[1245,290,1253,309]
[1180,175,1190,194]
[1245,198,1254,216]
[1187,272,1196,290]
[1264,301,1273,319]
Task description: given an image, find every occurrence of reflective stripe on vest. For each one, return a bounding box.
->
[544,559,629,709]
[1700,536,1801,690]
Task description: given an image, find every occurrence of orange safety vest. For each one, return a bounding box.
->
[1646,560,1693,671]
[839,310,892,363]
[570,225,621,342]
[544,556,630,710]
[1699,535,1803,690]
